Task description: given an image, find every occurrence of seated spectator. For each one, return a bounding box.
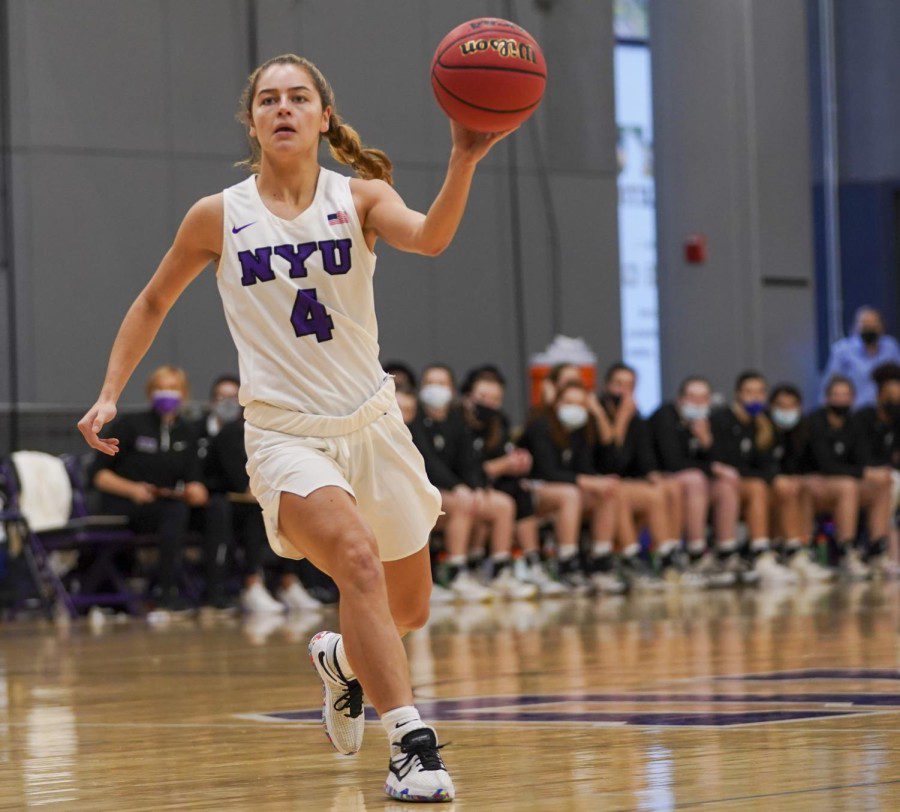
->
[807,375,893,578]
[413,364,516,602]
[383,361,418,391]
[197,374,242,446]
[821,306,900,407]
[857,363,900,575]
[592,363,681,590]
[650,376,739,587]
[462,368,575,597]
[767,384,833,582]
[91,365,208,611]
[711,371,796,585]
[204,417,321,614]
[519,381,621,593]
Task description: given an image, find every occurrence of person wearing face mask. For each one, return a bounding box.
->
[520,382,622,594]
[807,375,893,578]
[591,364,683,591]
[821,307,900,407]
[413,364,509,603]
[650,377,740,587]
[850,363,900,576]
[90,366,208,611]
[767,385,834,583]
[710,371,798,586]
[461,369,575,597]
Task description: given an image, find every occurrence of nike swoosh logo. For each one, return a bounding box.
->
[232,221,256,234]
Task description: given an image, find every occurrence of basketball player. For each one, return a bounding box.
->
[78,54,516,803]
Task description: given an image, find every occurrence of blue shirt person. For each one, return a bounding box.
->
[822,307,900,407]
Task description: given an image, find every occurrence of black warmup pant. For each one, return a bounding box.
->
[99,494,191,594]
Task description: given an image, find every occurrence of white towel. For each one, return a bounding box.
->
[11,451,73,532]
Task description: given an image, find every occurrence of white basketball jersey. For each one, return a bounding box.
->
[216,169,384,416]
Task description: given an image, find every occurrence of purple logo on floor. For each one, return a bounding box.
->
[243,669,900,728]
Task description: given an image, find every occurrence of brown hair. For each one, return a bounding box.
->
[236,54,393,185]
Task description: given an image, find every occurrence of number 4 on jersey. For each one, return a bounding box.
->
[290,288,334,343]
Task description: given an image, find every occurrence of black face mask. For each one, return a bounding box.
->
[474,403,499,424]
[605,393,622,408]
[886,403,900,423]
[860,330,880,346]
[828,404,851,419]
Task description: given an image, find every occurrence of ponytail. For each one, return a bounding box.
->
[236,53,393,185]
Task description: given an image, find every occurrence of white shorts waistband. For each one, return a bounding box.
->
[244,376,397,438]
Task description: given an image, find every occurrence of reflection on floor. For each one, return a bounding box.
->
[0,582,898,810]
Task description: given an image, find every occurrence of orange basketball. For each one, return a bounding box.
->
[430,17,547,133]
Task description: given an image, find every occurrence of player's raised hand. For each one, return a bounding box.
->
[449,119,520,163]
[77,400,119,455]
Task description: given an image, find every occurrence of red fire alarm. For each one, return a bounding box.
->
[684,234,707,264]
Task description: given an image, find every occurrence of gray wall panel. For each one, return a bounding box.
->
[651,0,817,400]
[22,153,174,404]
[13,0,169,152]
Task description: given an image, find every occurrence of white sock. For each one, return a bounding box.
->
[382,705,423,743]
[750,537,770,552]
[491,552,511,562]
[658,540,679,556]
[447,554,466,567]
[334,635,354,680]
[558,544,578,561]
[687,539,707,555]
[785,538,803,551]
[717,539,738,553]
[592,540,613,558]
[623,543,640,558]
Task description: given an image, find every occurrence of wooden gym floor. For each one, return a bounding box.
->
[0,583,898,810]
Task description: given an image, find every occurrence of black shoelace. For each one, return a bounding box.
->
[395,739,448,773]
[333,678,363,719]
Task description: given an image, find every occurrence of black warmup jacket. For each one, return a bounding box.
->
[710,406,778,482]
[649,402,713,475]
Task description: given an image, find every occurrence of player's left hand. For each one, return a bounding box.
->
[450,119,520,164]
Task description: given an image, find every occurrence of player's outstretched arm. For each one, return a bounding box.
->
[77,194,223,454]
[356,120,518,257]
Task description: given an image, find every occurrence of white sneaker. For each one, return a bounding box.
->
[753,551,800,586]
[430,583,456,604]
[788,550,834,583]
[690,551,737,588]
[521,561,570,597]
[241,582,285,615]
[841,548,872,580]
[308,631,365,755]
[490,567,538,600]
[384,726,455,803]
[278,580,322,611]
[449,570,495,603]
[871,554,900,579]
[591,571,627,594]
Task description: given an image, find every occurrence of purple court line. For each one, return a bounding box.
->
[714,669,900,681]
[262,691,896,726]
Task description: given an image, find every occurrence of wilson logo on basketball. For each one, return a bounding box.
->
[459,38,537,63]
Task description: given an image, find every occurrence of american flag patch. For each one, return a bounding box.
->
[327,211,350,226]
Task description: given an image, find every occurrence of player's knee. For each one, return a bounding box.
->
[396,598,430,631]
[334,532,383,593]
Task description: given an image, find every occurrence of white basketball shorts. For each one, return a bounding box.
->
[243,376,442,562]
